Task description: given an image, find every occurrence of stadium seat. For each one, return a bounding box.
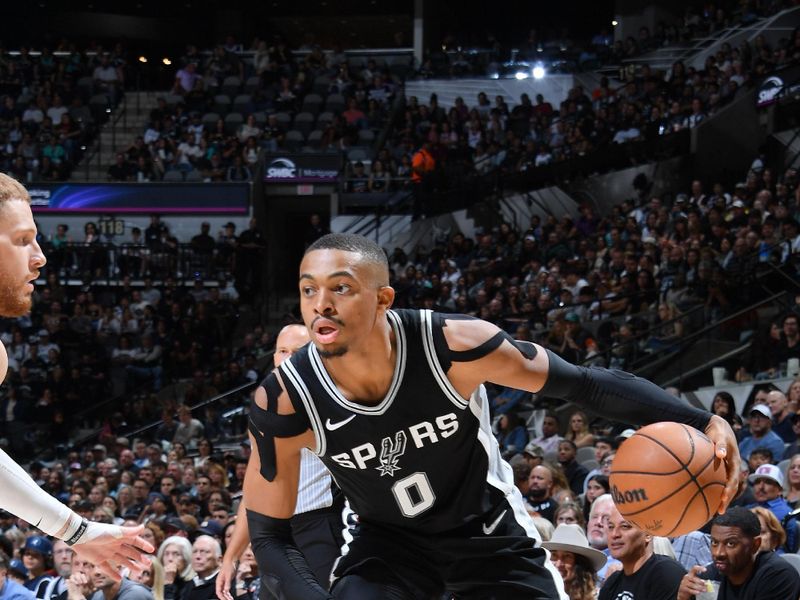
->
[307,129,324,148]
[202,112,221,130]
[224,112,244,135]
[232,94,253,114]
[185,169,203,182]
[357,129,375,145]
[212,94,231,115]
[252,111,267,127]
[244,75,261,94]
[316,111,334,128]
[164,94,184,109]
[77,76,95,100]
[284,130,305,151]
[274,112,292,128]
[781,553,800,576]
[293,112,316,137]
[222,76,242,97]
[347,147,369,162]
[312,75,331,96]
[325,93,345,114]
[576,446,597,464]
[89,94,111,121]
[302,93,323,116]
[163,170,184,182]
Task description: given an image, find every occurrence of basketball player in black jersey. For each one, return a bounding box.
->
[243,233,740,600]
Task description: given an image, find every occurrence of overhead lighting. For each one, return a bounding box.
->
[514,71,529,80]
[612,20,619,26]
[162,58,172,66]
[138,56,147,63]
[532,66,545,80]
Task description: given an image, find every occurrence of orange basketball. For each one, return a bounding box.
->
[609,422,726,537]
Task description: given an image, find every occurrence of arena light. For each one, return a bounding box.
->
[612,19,619,26]
[162,57,172,66]
[514,71,529,80]
[138,56,147,63]
[532,65,545,80]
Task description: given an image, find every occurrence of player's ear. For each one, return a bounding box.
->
[377,285,394,310]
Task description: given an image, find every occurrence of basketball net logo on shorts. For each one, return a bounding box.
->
[376,432,407,477]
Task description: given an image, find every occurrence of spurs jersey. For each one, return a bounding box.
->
[279,309,538,538]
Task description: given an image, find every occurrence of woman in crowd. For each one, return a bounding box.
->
[131,554,165,600]
[582,474,610,522]
[785,454,800,509]
[787,377,800,413]
[496,412,528,459]
[554,501,586,531]
[543,524,606,600]
[750,507,787,553]
[711,391,741,433]
[565,410,595,448]
[115,484,135,516]
[194,438,214,468]
[158,536,195,600]
[206,462,230,491]
[646,302,685,352]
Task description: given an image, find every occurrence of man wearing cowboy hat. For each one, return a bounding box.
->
[543,524,607,598]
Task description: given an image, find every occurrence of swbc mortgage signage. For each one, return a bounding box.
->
[757,67,800,107]
[263,154,341,183]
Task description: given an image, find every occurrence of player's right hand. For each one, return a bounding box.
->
[677,565,709,600]
[216,558,236,600]
[73,523,154,581]
[704,414,741,513]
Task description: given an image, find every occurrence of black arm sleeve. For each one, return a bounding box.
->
[246,510,333,600]
[539,349,712,431]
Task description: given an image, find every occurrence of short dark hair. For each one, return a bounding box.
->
[749,447,774,462]
[712,506,761,538]
[305,233,389,284]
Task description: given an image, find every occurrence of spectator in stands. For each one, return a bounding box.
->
[587,494,621,583]
[558,439,589,496]
[108,153,132,182]
[345,162,369,193]
[543,524,606,600]
[746,463,791,521]
[750,506,786,553]
[565,410,595,448]
[173,406,204,448]
[767,389,796,443]
[172,63,201,97]
[676,507,800,600]
[495,412,528,459]
[738,404,785,461]
[599,502,686,599]
[529,411,562,455]
[525,464,557,523]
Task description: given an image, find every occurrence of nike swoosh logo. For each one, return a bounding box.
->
[482,509,507,535]
[325,415,356,431]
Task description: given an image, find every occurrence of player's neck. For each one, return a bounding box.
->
[320,318,396,405]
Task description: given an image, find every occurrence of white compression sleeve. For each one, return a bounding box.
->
[0,448,82,539]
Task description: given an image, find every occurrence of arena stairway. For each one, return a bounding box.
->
[71,91,161,182]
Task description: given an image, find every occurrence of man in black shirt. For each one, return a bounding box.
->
[558,439,589,496]
[526,464,558,523]
[599,503,686,599]
[677,506,800,599]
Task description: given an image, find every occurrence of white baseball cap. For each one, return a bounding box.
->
[748,463,784,487]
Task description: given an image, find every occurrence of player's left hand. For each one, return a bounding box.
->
[704,414,741,514]
[73,522,154,581]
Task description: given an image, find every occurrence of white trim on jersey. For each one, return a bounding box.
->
[329,498,356,588]
[294,449,334,514]
[307,310,407,416]
[420,309,470,410]
[280,360,327,456]
[468,385,568,600]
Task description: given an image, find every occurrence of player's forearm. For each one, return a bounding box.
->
[0,448,82,540]
[223,501,251,563]
[246,510,332,600]
[540,349,711,431]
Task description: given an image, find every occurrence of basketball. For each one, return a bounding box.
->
[609,422,726,537]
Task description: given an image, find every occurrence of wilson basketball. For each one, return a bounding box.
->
[609,422,726,537]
